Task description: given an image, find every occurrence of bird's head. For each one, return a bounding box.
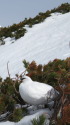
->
[20,75,32,82]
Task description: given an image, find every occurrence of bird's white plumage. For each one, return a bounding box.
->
[19,76,57,105]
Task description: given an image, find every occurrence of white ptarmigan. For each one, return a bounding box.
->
[19,76,58,105]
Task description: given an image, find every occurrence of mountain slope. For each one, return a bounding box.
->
[0,12,70,78]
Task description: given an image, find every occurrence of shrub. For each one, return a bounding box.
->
[9,108,23,122]
[23,58,70,87]
[32,115,46,125]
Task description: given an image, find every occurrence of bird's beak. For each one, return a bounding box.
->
[21,77,25,81]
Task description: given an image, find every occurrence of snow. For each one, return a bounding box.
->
[0,112,10,120]
[16,108,53,125]
[4,37,15,45]
[0,12,70,79]
[0,109,53,125]
[0,121,15,125]
[19,76,58,105]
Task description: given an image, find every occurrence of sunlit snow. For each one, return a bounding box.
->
[0,12,70,78]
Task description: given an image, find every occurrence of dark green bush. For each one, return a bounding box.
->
[32,115,46,125]
[23,58,70,87]
[9,108,23,122]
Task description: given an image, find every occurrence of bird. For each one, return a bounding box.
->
[19,76,58,105]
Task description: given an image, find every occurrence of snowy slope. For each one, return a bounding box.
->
[0,12,70,78]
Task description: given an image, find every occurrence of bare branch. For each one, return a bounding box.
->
[18,69,27,79]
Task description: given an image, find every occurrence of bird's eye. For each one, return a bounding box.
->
[21,78,25,80]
